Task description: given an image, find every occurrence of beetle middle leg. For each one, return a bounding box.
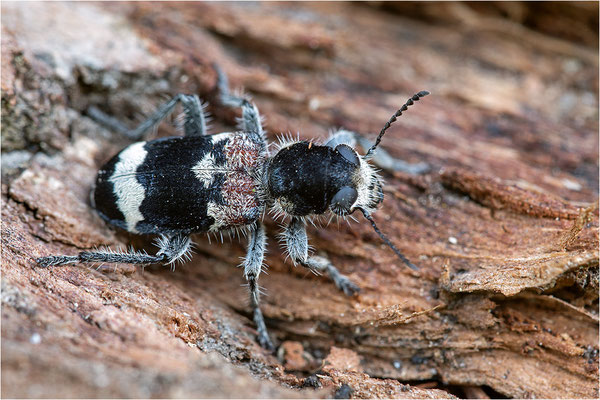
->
[214,65,265,141]
[283,217,360,296]
[88,94,210,140]
[326,128,429,174]
[243,223,273,350]
[36,233,192,268]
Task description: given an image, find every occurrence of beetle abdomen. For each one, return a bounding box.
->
[93,133,266,235]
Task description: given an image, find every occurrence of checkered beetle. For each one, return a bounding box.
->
[37,66,429,349]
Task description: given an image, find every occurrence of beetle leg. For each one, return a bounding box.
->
[324,129,359,149]
[178,95,210,137]
[326,128,429,174]
[87,94,209,140]
[36,234,192,268]
[283,217,360,296]
[214,65,266,142]
[243,223,273,350]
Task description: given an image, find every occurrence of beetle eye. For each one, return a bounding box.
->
[331,186,358,214]
[335,144,359,167]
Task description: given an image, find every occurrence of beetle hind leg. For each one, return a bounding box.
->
[37,234,193,268]
[36,249,165,268]
[154,234,193,266]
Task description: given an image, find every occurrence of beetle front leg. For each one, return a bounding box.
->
[284,217,360,296]
[326,128,429,174]
[243,223,273,350]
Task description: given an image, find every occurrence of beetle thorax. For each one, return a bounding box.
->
[266,141,358,217]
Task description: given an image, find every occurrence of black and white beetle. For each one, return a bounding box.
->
[37,66,429,349]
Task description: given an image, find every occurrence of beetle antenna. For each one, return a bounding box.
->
[359,208,419,271]
[365,91,430,158]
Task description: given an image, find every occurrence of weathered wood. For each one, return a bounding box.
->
[2,2,597,398]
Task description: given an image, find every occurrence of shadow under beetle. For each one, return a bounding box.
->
[37,65,429,350]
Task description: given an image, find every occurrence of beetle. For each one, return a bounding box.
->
[37,66,429,349]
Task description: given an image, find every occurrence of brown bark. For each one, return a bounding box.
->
[2,2,598,398]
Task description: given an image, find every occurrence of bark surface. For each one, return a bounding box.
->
[2,2,598,399]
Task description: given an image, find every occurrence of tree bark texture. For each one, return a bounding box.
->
[2,2,598,398]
